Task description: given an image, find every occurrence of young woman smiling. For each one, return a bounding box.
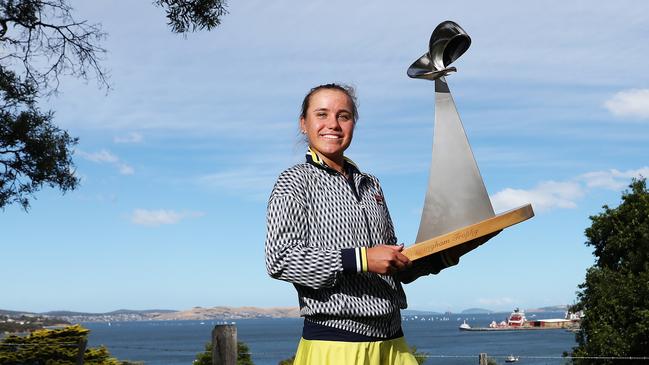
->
[265,83,475,365]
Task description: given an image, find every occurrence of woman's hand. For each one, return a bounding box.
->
[444,230,502,263]
[367,245,412,275]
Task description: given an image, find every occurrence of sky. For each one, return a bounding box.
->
[2,0,649,314]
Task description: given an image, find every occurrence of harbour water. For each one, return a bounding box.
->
[84,313,576,365]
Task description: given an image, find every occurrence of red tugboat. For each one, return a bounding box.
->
[459,307,581,331]
[505,308,525,327]
[484,308,526,329]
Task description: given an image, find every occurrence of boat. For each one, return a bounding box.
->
[505,355,519,363]
[459,308,526,331]
[459,320,471,330]
[458,308,581,331]
[506,308,526,327]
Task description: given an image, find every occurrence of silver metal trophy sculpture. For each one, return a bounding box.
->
[402,21,534,260]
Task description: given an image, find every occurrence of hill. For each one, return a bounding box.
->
[0,306,301,322]
[153,306,300,320]
[526,305,569,313]
[2,304,571,322]
[460,308,494,314]
[401,309,442,316]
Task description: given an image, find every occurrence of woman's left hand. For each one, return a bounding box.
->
[366,244,413,275]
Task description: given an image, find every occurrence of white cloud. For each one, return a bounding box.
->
[79,150,119,163]
[491,181,583,213]
[114,132,143,144]
[491,166,649,213]
[130,209,205,226]
[117,163,135,175]
[77,149,135,175]
[604,89,649,120]
[578,167,649,190]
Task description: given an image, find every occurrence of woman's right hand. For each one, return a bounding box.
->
[366,245,412,275]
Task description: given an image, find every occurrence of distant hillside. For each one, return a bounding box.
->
[2,306,301,322]
[42,310,102,317]
[460,308,494,314]
[526,305,569,313]
[402,309,442,316]
[1,313,70,334]
[0,309,35,316]
[108,309,177,315]
[154,306,300,321]
[2,304,571,323]
[42,309,177,317]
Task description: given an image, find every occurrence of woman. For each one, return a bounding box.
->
[265,83,485,365]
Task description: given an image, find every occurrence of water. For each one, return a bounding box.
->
[84,313,576,365]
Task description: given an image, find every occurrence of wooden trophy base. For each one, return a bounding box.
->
[403,204,534,261]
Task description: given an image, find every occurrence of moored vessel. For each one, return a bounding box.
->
[458,308,581,331]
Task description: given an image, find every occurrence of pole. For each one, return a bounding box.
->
[212,324,237,365]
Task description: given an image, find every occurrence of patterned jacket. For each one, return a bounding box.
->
[265,149,458,338]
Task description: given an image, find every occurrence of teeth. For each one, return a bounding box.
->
[321,135,341,139]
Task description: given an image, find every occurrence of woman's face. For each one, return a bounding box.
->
[300,89,355,165]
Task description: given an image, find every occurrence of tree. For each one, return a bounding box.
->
[0,324,122,364]
[570,178,649,364]
[193,340,254,365]
[277,356,294,365]
[1,0,227,210]
[409,345,428,365]
[154,0,228,33]
[1,66,79,209]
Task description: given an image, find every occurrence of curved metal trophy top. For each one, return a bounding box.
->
[407,20,471,80]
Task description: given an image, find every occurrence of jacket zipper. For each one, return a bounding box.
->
[341,173,373,246]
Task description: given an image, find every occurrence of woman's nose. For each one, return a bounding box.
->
[324,115,341,129]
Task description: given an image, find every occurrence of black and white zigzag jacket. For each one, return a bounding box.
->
[265,148,458,338]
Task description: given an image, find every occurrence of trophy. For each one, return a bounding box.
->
[402,21,534,260]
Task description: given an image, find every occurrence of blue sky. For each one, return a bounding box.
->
[2,0,649,314]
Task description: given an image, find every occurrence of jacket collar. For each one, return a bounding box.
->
[305,147,360,176]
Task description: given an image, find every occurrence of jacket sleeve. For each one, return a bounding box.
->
[265,192,365,289]
[396,251,459,284]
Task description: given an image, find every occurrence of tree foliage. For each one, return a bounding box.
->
[154,0,228,33]
[0,0,108,93]
[193,340,254,365]
[1,0,227,210]
[1,65,79,209]
[571,178,649,364]
[0,324,122,364]
[276,356,294,365]
[409,345,428,365]
[1,0,101,210]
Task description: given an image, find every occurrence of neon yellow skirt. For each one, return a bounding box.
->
[293,337,418,365]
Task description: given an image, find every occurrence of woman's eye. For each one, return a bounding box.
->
[316,112,327,118]
[338,114,351,121]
